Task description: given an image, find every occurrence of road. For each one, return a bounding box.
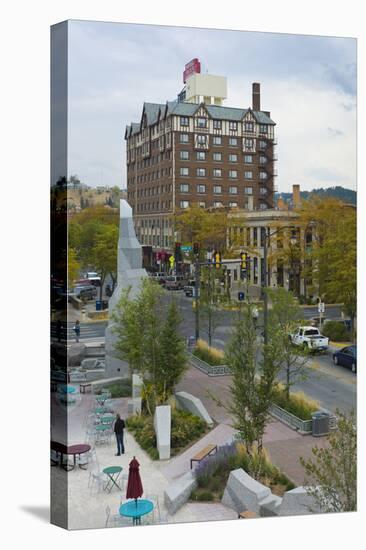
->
[60,292,355,414]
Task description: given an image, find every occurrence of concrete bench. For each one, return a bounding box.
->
[190,444,217,469]
[79,376,124,394]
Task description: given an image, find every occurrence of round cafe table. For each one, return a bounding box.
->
[119,499,154,526]
[103,466,122,493]
[51,442,90,471]
[67,444,91,470]
[59,385,76,394]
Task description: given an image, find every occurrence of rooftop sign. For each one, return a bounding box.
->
[183,58,201,83]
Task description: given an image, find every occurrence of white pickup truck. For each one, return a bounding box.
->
[290,326,329,352]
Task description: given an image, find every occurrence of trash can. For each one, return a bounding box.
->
[312,411,330,436]
[95,300,102,311]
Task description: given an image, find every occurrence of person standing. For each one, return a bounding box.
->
[114,413,125,456]
[73,320,80,343]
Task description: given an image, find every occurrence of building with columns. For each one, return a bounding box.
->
[226,185,313,299]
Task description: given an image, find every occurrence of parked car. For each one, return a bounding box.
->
[82,272,101,286]
[184,279,196,297]
[73,285,97,301]
[164,275,187,290]
[333,345,357,373]
[149,272,167,285]
[290,326,329,352]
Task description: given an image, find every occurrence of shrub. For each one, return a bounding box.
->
[126,409,208,459]
[94,379,132,398]
[273,388,319,420]
[322,321,351,342]
[193,339,225,366]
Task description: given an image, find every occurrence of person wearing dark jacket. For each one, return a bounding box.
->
[114,414,125,456]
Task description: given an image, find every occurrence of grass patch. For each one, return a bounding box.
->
[94,379,132,398]
[192,339,225,366]
[190,442,295,503]
[272,387,319,421]
[126,409,209,460]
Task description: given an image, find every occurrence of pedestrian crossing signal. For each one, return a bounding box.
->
[240,252,247,270]
[169,256,175,266]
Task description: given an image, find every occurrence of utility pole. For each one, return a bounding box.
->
[194,251,200,342]
[263,228,269,345]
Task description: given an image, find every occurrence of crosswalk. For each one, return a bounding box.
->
[50,322,107,342]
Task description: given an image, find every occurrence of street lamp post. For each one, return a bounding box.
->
[262,226,297,345]
[194,252,200,342]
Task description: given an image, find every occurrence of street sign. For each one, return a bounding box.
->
[318,302,325,313]
[181,245,193,252]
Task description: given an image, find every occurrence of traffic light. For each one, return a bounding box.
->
[240,252,247,270]
[169,255,175,267]
[193,242,199,255]
[175,242,181,254]
[214,251,221,269]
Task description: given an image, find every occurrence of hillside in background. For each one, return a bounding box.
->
[276,186,356,205]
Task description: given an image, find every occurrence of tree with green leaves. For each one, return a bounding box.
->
[300,409,357,513]
[68,247,80,287]
[112,278,187,413]
[92,224,118,300]
[220,304,282,455]
[267,287,309,400]
[200,265,227,346]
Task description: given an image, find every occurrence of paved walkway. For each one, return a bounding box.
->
[177,366,330,486]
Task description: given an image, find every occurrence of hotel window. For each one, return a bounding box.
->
[199,201,206,208]
[213,201,223,208]
[196,151,206,161]
[229,137,238,146]
[229,186,238,194]
[180,133,189,143]
[180,167,189,176]
[180,116,189,126]
[244,171,253,179]
[180,183,189,193]
[244,155,253,163]
[229,154,238,162]
[260,203,268,210]
[229,121,238,131]
[213,136,222,146]
[259,124,268,134]
[229,202,238,207]
[180,200,190,209]
[244,187,253,195]
[197,184,206,194]
[196,117,207,128]
[259,140,267,149]
[213,185,222,194]
[213,169,222,178]
[180,150,189,160]
[260,187,267,195]
[259,171,268,180]
[244,138,254,151]
[244,121,254,132]
[213,119,222,129]
[197,168,206,177]
[213,152,222,161]
[229,170,238,179]
[196,134,207,146]
[259,155,267,164]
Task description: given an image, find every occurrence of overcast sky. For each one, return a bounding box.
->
[68,20,356,193]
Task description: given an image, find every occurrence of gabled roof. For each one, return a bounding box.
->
[125,98,275,137]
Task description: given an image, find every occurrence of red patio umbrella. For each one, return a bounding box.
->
[126,456,143,505]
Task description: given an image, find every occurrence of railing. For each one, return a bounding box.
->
[269,403,313,433]
[269,404,338,434]
[188,352,232,377]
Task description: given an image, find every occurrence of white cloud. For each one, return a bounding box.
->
[66,21,356,192]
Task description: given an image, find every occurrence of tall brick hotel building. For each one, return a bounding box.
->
[125,59,277,252]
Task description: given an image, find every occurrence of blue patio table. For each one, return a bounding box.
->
[94,407,106,414]
[59,385,76,394]
[119,499,154,526]
[100,415,114,424]
[95,424,110,431]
